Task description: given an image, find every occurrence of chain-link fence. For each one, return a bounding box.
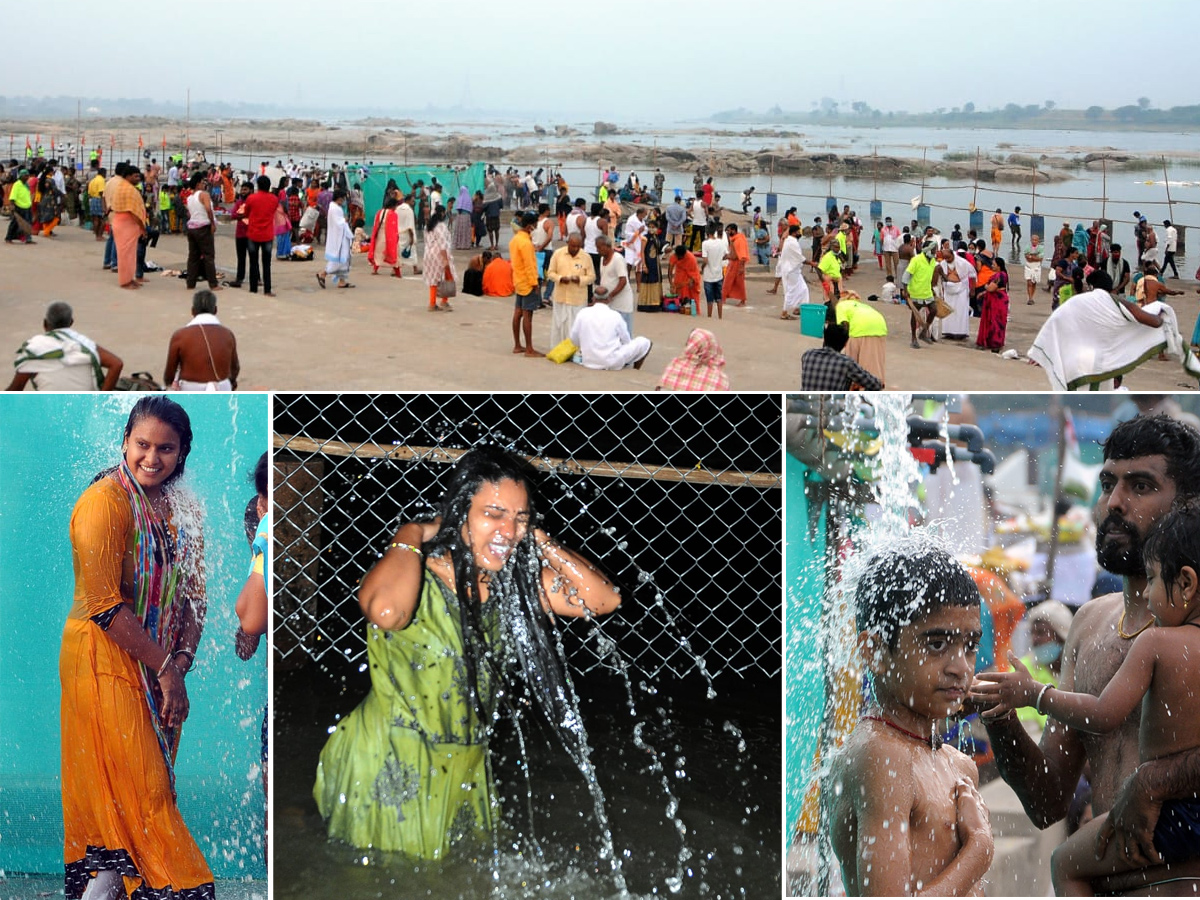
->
[273,393,782,681]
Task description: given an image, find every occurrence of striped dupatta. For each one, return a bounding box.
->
[115,462,187,794]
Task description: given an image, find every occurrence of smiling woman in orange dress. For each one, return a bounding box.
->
[60,397,213,900]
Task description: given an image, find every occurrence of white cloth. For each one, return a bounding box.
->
[175,377,232,392]
[186,192,210,229]
[570,303,651,370]
[701,237,726,282]
[598,254,634,315]
[1166,226,1178,253]
[324,202,353,276]
[551,301,583,347]
[583,216,603,253]
[939,256,974,337]
[881,225,901,252]
[13,328,101,390]
[1027,289,1183,391]
[691,199,707,228]
[623,216,647,267]
[776,236,809,313]
[396,202,416,251]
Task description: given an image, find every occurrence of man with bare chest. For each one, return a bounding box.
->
[983,414,1200,893]
[163,289,240,391]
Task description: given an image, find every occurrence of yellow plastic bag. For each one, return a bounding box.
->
[546,339,578,364]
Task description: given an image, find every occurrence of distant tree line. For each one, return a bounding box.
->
[712,99,1200,129]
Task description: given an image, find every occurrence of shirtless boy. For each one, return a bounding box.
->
[973,504,1200,895]
[830,545,994,896]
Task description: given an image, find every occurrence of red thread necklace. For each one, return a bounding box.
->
[862,715,942,750]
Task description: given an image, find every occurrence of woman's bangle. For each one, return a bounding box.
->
[173,649,196,673]
[388,541,422,556]
[156,654,175,678]
[1034,683,1053,715]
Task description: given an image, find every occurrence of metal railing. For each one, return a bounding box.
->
[273,393,783,681]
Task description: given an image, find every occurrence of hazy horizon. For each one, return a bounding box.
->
[5,0,1197,121]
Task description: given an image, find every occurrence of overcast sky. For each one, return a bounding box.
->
[6,0,1198,121]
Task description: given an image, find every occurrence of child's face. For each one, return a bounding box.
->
[870,605,981,720]
[1144,559,1197,626]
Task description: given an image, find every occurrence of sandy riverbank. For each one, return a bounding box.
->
[2,219,1196,392]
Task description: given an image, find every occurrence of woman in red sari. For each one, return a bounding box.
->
[975,264,1010,353]
[368,195,402,277]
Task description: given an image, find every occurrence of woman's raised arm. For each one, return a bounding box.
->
[534,527,622,619]
[359,521,438,630]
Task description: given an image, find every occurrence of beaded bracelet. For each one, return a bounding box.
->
[388,541,422,556]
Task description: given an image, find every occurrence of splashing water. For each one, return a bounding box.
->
[289,422,758,899]
[788,393,978,894]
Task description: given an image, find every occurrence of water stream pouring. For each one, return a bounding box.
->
[786,393,995,895]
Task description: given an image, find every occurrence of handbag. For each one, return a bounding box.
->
[546,339,578,364]
[934,297,953,319]
[437,278,457,299]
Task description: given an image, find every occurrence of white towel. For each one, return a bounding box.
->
[1027,290,1181,391]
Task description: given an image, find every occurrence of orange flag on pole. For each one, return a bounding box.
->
[138,134,144,149]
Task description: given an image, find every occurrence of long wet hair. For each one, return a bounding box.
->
[421,445,543,722]
[422,445,598,777]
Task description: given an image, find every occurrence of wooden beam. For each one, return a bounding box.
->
[273,434,780,489]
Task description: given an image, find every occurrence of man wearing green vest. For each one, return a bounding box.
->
[903,240,939,349]
[5,168,34,243]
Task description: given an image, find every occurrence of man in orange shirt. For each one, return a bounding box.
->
[509,211,541,357]
[722,223,750,306]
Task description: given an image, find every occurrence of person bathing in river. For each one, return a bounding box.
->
[829,544,993,896]
[314,445,621,858]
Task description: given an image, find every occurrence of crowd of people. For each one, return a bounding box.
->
[8,143,1199,391]
[785,199,1200,390]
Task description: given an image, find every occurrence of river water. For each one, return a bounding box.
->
[83,116,1197,253]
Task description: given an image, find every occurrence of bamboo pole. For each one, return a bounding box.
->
[1163,156,1174,222]
[872,146,878,201]
[1101,158,1108,219]
[920,147,927,205]
[971,146,979,209]
[1045,397,1066,597]
[273,435,781,489]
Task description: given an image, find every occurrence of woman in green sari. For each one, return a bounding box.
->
[314,446,622,859]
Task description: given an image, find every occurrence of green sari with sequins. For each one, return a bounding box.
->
[314,569,500,858]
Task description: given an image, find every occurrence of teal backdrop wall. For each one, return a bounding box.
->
[0,394,268,879]
[785,454,825,839]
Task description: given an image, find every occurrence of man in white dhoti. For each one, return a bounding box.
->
[546,235,595,346]
[316,189,354,289]
[933,245,976,340]
[622,207,648,288]
[1027,271,1188,391]
[8,301,123,391]
[569,292,652,371]
[776,224,809,319]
